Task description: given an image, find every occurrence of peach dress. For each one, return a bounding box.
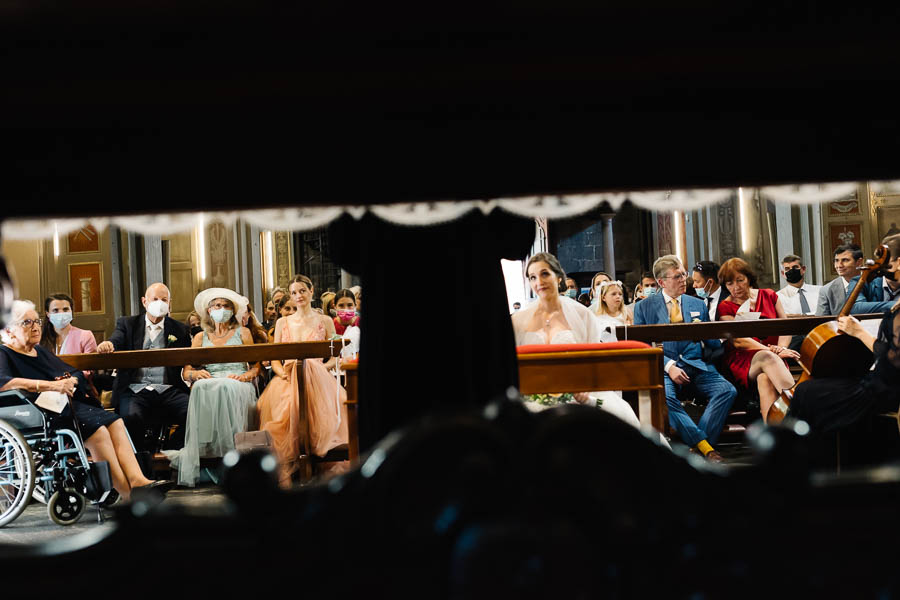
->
[256,318,349,487]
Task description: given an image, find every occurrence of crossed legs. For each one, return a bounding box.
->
[747,350,794,423]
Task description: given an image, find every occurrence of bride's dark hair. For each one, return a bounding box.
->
[525,252,567,293]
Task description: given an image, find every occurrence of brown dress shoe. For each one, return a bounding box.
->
[704,450,724,463]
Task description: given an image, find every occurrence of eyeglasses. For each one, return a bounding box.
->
[664,272,688,280]
[17,318,43,329]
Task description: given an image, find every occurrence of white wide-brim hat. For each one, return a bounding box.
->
[194,288,249,324]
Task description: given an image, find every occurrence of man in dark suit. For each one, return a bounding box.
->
[97,282,191,451]
[634,255,736,462]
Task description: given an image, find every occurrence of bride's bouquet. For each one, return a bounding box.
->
[522,392,604,409]
[523,392,576,407]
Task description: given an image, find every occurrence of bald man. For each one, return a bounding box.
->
[98,283,192,452]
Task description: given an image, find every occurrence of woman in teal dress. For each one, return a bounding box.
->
[167,288,260,487]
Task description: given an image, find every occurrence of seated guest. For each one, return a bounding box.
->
[817,244,892,316]
[690,260,723,320]
[242,303,270,345]
[40,293,98,387]
[185,311,202,338]
[321,291,337,318]
[171,288,260,487]
[332,288,361,335]
[97,283,192,451]
[563,277,579,300]
[776,254,821,351]
[267,294,297,342]
[633,255,736,462]
[717,258,800,423]
[788,233,900,441]
[262,287,287,331]
[257,274,349,488]
[864,235,900,304]
[512,253,670,448]
[1,300,171,500]
[587,271,612,311]
[593,280,633,328]
[41,293,97,356]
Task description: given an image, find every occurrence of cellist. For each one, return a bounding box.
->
[787,234,900,444]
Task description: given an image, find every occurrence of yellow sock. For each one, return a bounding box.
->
[697,440,714,456]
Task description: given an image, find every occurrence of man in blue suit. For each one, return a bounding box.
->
[634,255,736,462]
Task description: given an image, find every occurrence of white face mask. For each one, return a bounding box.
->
[146,299,170,318]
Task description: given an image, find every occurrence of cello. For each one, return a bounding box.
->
[767,244,890,424]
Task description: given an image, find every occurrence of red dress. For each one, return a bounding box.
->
[718,287,780,388]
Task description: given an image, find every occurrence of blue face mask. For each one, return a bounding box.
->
[49,312,73,330]
[564,289,578,299]
[643,287,657,297]
[210,308,233,323]
[694,287,708,299]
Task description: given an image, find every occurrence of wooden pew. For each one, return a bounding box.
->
[60,341,346,480]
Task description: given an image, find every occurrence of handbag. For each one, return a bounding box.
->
[234,430,274,453]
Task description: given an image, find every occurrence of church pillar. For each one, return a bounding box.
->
[143,235,164,289]
[601,213,616,275]
[774,202,794,285]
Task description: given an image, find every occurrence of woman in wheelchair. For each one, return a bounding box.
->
[0,300,172,501]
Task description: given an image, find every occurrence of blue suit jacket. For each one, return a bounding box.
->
[633,292,721,372]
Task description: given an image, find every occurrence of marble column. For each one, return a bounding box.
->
[601,213,616,276]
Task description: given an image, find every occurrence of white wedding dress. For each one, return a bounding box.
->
[513,297,670,449]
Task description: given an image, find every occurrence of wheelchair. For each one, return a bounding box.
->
[0,390,114,527]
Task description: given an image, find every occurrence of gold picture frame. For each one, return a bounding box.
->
[67,261,104,315]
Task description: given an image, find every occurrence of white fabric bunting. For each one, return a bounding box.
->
[3,180,898,241]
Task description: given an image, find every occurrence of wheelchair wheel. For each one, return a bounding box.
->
[0,419,35,527]
[48,488,85,525]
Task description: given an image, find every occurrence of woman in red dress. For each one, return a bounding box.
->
[717,258,800,423]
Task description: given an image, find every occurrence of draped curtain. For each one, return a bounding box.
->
[4,181,898,240]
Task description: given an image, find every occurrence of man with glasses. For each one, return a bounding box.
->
[96,282,192,452]
[634,255,736,462]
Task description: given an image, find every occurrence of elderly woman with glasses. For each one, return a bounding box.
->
[717,258,800,423]
[0,300,172,500]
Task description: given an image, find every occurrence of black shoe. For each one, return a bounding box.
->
[131,480,175,500]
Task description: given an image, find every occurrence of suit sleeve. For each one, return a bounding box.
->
[633,301,646,325]
[850,301,893,314]
[107,317,130,351]
[698,299,723,350]
[815,284,830,316]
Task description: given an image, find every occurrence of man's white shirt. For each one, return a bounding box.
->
[777,282,822,315]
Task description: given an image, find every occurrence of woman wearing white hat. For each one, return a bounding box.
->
[166,288,260,486]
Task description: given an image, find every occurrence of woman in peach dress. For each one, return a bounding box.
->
[257,274,348,487]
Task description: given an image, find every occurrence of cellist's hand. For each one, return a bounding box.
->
[836,315,865,339]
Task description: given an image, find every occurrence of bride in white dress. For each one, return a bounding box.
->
[512,253,670,448]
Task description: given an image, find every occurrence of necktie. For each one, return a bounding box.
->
[669,298,683,323]
[798,288,810,314]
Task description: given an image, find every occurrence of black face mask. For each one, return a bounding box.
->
[784,267,803,284]
[884,268,897,282]
[190,325,203,337]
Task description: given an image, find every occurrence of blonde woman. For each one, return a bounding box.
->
[593,280,633,328]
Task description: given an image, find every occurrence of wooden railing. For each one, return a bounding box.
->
[614,313,883,343]
[58,341,342,371]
